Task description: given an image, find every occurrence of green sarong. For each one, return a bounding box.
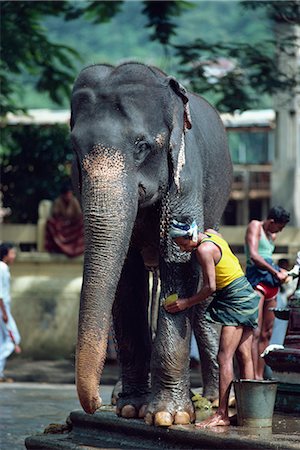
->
[205,276,259,328]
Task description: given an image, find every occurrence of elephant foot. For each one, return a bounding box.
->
[145,394,195,427]
[116,391,149,419]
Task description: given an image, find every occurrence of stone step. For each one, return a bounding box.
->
[25,408,300,450]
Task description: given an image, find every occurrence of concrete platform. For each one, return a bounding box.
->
[25,408,300,450]
[2,359,300,450]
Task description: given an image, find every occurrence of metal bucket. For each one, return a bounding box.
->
[233,379,278,427]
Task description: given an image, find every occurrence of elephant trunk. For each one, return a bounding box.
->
[76,151,137,414]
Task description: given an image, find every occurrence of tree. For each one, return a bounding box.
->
[142,1,192,47]
[1,1,299,115]
[166,1,299,112]
[0,0,190,116]
[1,124,72,223]
[1,2,75,115]
[175,1,300,112]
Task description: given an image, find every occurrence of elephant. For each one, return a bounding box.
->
[70,62,232,426]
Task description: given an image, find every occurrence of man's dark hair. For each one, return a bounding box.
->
[267,206,290,224]
[0,242,14,261]
[278,258,289,269]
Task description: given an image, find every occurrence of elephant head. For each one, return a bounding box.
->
[70,63,192,414]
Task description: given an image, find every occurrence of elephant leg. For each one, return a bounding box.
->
[146,260,199,427]
[113,247,151,419]
[193,300,219,400]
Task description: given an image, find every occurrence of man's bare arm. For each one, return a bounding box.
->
[246,220,281,277]
[164,244,217,313]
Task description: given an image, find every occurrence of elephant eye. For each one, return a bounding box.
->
[134,140,151,163]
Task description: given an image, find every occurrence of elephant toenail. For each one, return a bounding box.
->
[138,404,148,418]
[154,411,173,427]
[121,404,137,418]
[174,411,190,425]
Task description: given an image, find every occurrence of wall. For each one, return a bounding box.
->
[10,253,83,359]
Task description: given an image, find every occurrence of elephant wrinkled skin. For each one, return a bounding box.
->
[70,62,232,426]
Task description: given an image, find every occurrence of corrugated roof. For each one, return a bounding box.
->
[2,109,70,125]
[221,109,275,128]
[2,108,276,128]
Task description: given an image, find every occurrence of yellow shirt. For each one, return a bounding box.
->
[200,233,244,290]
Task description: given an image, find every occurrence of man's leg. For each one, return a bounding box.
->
[252,290,264,379]
[235,327,254,379]
[256,296,277,379]
[196,325,243,428]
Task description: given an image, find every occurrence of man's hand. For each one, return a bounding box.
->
[275,269,289,284]
[14,345,22,354]
[164,298,189,313]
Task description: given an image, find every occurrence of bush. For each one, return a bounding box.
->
[1,124,73,223]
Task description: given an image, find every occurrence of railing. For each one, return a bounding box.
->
[230,164,272,200]
[1,222,299,268]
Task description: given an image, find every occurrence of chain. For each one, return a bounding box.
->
[159,189,171,258]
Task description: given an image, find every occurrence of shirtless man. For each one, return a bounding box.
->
[165,217,259,427]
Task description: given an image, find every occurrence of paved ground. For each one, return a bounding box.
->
[1,357,203,450]
[1,358,113,450]
[0,382,113,450]
[1,357,300,450]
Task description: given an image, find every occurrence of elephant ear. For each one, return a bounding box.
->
[166,77,192,192]
[159,77,194,263]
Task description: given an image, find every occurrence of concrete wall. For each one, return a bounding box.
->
[10,253,83,359]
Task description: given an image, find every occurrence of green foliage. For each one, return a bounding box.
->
[0,125,72,223]
[243,1,300,24]
[72,1,123,24]
[0,1,79,116]
[142,1,193,46]
[4,0,296,114]
[175,36,297,112]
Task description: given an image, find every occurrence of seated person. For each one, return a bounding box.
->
[45,182,84,257]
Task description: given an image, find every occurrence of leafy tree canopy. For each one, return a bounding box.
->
[0,0,191,116]
[1,1,76,115]
[1,124,72,223]
[175,0,299,111]
[1,0,298,115]
[243,0,300,23]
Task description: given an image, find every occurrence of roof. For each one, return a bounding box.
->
[221,109,275,129]
[2,108,276,128]
[2,109,70,125]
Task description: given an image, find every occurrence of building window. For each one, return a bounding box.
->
[227,130,274,164]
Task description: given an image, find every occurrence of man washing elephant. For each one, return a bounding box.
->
[70,62,232,426]
[166,218,260,427]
